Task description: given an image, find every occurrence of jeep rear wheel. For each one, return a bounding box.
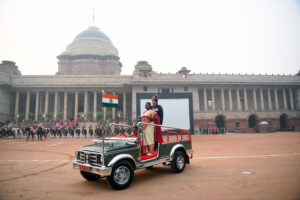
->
[108,160,134,190]
[171,151,186,173]
[80,171,100,181]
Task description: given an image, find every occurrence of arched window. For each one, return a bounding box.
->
[248,114,258,128]
[280,114,288,129]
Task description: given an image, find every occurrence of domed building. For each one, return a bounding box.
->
[57,26,121,75]
[0,26,300,134]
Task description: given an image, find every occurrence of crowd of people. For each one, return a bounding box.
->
[0,119,135,141]
[0,94,165,151]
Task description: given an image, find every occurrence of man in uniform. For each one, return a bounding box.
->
[152,95,164,151]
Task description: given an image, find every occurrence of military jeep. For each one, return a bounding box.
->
[73,122,193,190]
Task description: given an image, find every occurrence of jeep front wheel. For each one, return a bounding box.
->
[171,151,186,173]
[108,160,134,190]
[80,171,100,181]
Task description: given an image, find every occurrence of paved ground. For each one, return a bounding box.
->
[0,132,299,200]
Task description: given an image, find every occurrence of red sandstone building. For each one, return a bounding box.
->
[0,26,299,133]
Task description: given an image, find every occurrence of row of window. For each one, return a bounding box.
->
[142,86,188,92]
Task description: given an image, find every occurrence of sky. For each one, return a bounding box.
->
[0,0,299,75]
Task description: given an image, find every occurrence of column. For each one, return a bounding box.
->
[267,88,272,110]
[289,88,294,110]
[123,91,127,120]
[203,88,208,111]
[84,91,88,121]
[74,91,78,119]
[132,90,136,120]
[63,91,68,121]
[93,91,97,121]
[14,91,19,119]
[274,88,279,110]
[35,92,39,121]
[236,88,241,111]
[229,89,233,111]
[25,91,30,120]
[192,88,200,119]
[211,88,215,111]
[54,91,58,120]
[253,89,257,110]
[103,107,107,121]
[260,88,264,110]
[221,88,225,111]
[296,88,300,110]
[112,92,116,120]
[244,88,248,111]
[45,91,49,115]
[283,88,287,110]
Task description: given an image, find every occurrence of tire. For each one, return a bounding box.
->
[80,171,100,181]
[108,160,134,190]
[171,151,186,173]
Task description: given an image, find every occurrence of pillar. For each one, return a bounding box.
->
[274,88,279,110]
[283,88,287,110]
[35,91,39,121]
[253,89,257,110]
[131,90,136,120]
[236,88,241,111]
[192,88,200,119]
[211,88,215,111]
[25,91,30,120]
[74,91,78,119]
[54,91,58,120]
[84,91,88,121]
[14,91,19,119]
[260,88,264,110]
[104,107,107,121]
[123,91,127,120]
[63,91,68,121]
[221,88,225,111]
[229,89,233,111]
[93,91,97,121]
[267,88,272,110]
[289,88,294,110]
[244,88,248,111]
[203,88,208,111]
[45,91,49,116]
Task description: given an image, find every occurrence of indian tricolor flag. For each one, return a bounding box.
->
[102,93,118,107]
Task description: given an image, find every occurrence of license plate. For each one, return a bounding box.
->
[79,165,90,172]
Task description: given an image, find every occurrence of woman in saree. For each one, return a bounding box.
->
[140,102,155,155]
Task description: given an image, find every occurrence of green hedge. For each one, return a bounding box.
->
[276,127,295,132]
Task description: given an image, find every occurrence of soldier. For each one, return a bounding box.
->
[63,124,68,138]
[152,95,164,151]
[26,124,34,142]
[68,125,75,138]
[37,125,43,141]
[89,124,93,137]
[82,124,87,138]
[75,124,80,138]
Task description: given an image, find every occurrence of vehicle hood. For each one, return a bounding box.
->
[79,141,137,154]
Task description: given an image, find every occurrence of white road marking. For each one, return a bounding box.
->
[47,142,63,147]
[193,153,300,160]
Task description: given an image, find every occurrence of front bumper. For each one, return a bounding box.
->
[73,160,112,177]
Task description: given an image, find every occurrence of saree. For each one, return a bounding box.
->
[142,110,155,153]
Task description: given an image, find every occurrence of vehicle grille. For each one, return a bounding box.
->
[78,151,101,166]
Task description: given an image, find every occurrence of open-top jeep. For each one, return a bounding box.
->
[73,122,193,190]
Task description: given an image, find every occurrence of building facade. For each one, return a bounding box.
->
[1,26,300,133]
